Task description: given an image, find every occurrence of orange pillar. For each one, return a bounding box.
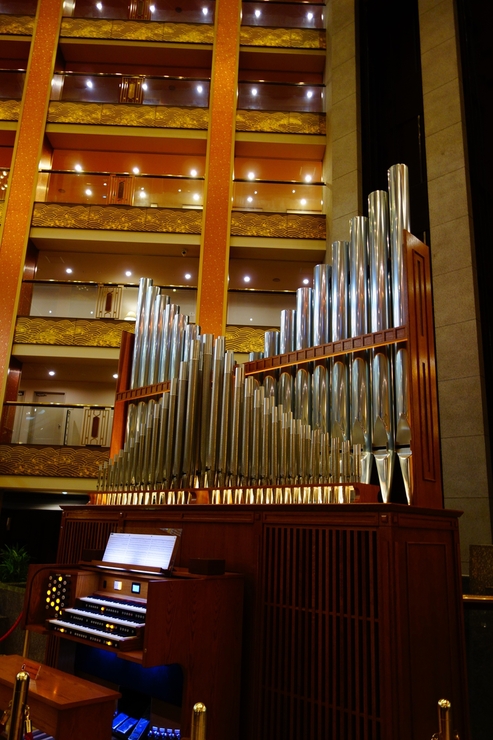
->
[0,0,63,405]
[196,0,241,337]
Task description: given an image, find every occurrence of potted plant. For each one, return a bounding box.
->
[0,544,30,585]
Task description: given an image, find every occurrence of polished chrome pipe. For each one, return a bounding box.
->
[264,330,280,358]
[280,309,296,354]
[312,363,328,432]
[217,350,235,487]
[182,339,201,485]
[368,191,390,333]
[147,293,168,386]
[229,364,245,484]
[331,358,349,443]
[172,360,189,486]
[263,374,277,405]
[199,334,214,480]
[271,404,279,483]
[130,277,152,389]
[164,377,178,486]
[349,217,369,338]
[351,355,372,483]
[313,263,331,346]
[278,371,294,414]
[331,240,349,341]
[169,313,189,381]
[295,367,311,426]
[388,163,410,328]
[138,285,159,388]
[251,385,264,483]
[157,303,178,382]
[296,287,312,350]
[154,394,168,486]
[240,375,255,483]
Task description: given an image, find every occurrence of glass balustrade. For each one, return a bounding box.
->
[37,171,205,209]
[0,168,9,201]
[22,281,197,321]
[0,1,38,15]
[3,403,114,447]
[233,179,325,214]
[242,1,325,29]
[237,81,324,113]
[64,0,215,23]
[50,72,210,107]
[0,70,26,100]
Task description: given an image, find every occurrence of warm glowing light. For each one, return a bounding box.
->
[125,270,132,276]
[244,275,251,283]
[132,166,140,174]
[139,190,146,198]
[185,273,192,280]
[96,2,103,9]
[247,196,253,203]
[66,268,73,274]
[49,370,55,376]
[202,7,208,15]
[86,79,93,89]
[303,278,310,285]
[75,164,82,172]
[142,83,148,90]
[306,12,314,20]
[113,373,118,379]
[304,175,312,183]
[149,4,155,11]
[292,189,296,194]
[301,199,307,206]
[193,193,200,201]
[251,88,258,96]
[85,188,92,196]
[254,9,261,18]
[306,90,313,99]
[247,172,255,180]
[197,85,203,94]
[190,169,198,177]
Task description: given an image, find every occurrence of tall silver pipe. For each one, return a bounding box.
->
[261,396,272,483]
[368,191,390,333]
[312,364,329,432]
[229,364,245,484]
[217,350,235,487]
[331,240,349,342]
[157,303,178,382]
[278,371,294,413]
[206,337,225,484]
[240,375,255,483]
[137,285,159,388]
[249,352,263,362]
[331,358,349,443]
[263,374,277,405]
[349,217,369,338]
[295,367,311,426]
[154,394,168,486]
[280,309,296,354]
[164,377,178,486]
[199,334,214,479]
[141,399,155,487]
[182,339,201,485]
[264,330,280,358]
[395,345,412,503]
[295,287,312,350]
[130,278,152,389]
[351,355,372,483]
[172,360,189,486]
[147,293,167,386]
[250,385,264,483]
[313,263,331,346]
[271,405,279,483]
[388,163,410,328]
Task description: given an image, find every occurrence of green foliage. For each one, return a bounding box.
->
[0,544,30,583]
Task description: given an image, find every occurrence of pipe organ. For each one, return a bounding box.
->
[99,163,441,509]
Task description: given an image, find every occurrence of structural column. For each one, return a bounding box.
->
[196,0,241,337]
[0,0,63,405]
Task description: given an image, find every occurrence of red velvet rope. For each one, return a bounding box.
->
[0,611,23,642]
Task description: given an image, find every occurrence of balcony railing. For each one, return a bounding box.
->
[63,0,215,24]
[241,1,325,30]
[1,403,113,447]
[237,80,324,114]
[233,179,325,214]
[50,72,210,107]
[0,69,26,100]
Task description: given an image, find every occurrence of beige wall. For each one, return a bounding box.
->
[328,0,492,572]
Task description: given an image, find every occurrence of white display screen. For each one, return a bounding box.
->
[103,533,177,571]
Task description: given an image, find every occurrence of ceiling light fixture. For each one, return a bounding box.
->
[190,169,198,177]
[197,85,203,94]
[96,2,103,10]
[247,172,255,180]
[48,370,55,376]
[251,88,258,96]
[202,7,208,15]
[185,273,192,280]
[193,193,200,201]
[244,275,251,283]
[66,268,73,274]
[75,164,82,172]
[86,79,93,89]
[85,188,92,196]
[306,90,313,99]
[247,196,253,203]
[132,167,140,174]
[254,9,261,18]
[301,199,307,206]
[303,278,310,285]
[113,373,118,379]
[304,175,312,183]
[125,270,132,277]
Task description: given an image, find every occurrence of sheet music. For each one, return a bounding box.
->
[102,533,177,570]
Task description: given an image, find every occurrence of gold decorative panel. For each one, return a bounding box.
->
[0,15,34,35]
[240,27,325,49]
[0,100,20,121]
[32,203,202,234]
[14,317,135,348]
[231,212,326,240]
[0,444,108,478]
[47,101,208,130]
[236,109,325,135]
[60,18,214,44]
[225,326,277,353]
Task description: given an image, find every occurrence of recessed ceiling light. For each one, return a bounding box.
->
[191,169,198,177]
[132,167,140,174]
[185,273,192,280]
[292,189,296,194]
[247,196,253,203]
[202,7,208,15]
[48,370,55,376]
[85,188,92,196]
[193,193,200,201]
[149,3,155,11]
[66,268,73,274]
[307,12,314,20]
[139,190,146,198]
[142,83,148,90]
[62,491,68,495]
[254,9,261,18]
[197,85,203,94]
[75,164,82,172]
[125,270,132,277]
[86,80,93,89]
[249,318,253,321]
[301,199,307,206]
[244,275,251,283]
[304,175,312,183]
[303,278,310,285]
[306,90,313,99]
[113,373,118,379]
[96,2,102,10]
[247,172,255,180]
[251,88,258,96]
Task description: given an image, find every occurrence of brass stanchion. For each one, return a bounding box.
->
[431,699,460,740]
[191,702,206,740]
[7,670,29,740]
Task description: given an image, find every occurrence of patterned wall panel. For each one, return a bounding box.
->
[240,27,325,49]
[225,326,278,353]
[0,444,108,478]
[47,102,208,130]
[0,100,21,122]
[231,211,326,240]
[60,18,214,44]
[0,16,34,35]
[14,317,135,347]
[32,203,203,234]
[236,109,325,135]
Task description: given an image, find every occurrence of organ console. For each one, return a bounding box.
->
[22,557,244,740]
